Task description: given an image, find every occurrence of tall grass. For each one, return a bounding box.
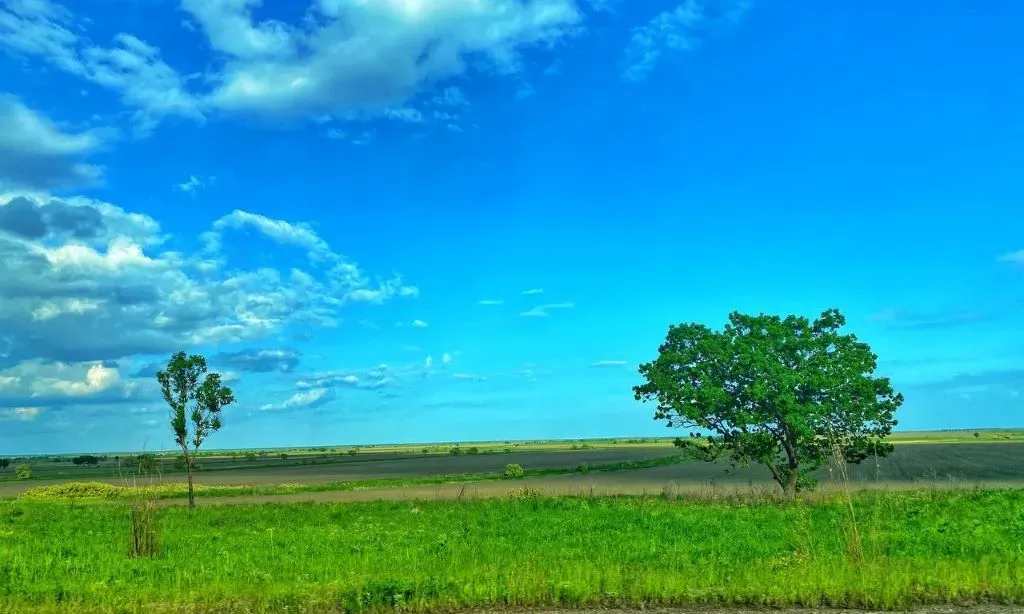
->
[0,488,1021,613]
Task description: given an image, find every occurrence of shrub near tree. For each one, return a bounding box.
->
[634,308,903,496]
[156,351,236,509]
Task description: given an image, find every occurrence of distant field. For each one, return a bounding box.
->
[3,441,1022,501]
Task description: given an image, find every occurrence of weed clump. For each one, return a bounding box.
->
[128,501,159,558]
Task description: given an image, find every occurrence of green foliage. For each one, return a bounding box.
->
[635,309,902,496]
[449,446,464,456]
[575,462,590,473]
[347,449,358,456]
[503,463,525,479]
[156,351,236,508]
[0,458,9,469]
[279,453,289,460]
[15,464,31,479]
[245,452,257,461]
[71,455,100,466]
[466,446,480,455]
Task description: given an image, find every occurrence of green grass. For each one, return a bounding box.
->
[13,455,690,502]
[1,489,1021,613]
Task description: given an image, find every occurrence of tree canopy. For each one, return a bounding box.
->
[156,351,235,508]
[634,308,902,495]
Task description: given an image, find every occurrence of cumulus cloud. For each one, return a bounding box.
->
[0,94,107,190]
[0,406,41,421]
[0,193,416,368]
[411,319,428,328]
[0,359,141,408]
[622,0,751,82]
[520,301,574,317]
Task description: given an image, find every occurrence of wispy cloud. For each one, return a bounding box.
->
[866,308,988,331]
[412,319,428,328]
[998,250,1024,265]
[590,360,628,368]
[522,288,544,295]
[521,302,575,317]
[622,0,751,82]
[452,372,486,381]
[478,299,504,305]
[176,174,213,196]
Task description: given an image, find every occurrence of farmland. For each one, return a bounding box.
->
[2,433,1023,613]
[2,434,1023,501]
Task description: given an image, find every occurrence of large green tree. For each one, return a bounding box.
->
[634,309,902,496]
[156,352,236,508]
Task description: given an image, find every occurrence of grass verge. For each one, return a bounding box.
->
[0,488,1021,613]
[14,455,688,502]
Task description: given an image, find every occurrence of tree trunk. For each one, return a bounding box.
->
[186,458,195,509]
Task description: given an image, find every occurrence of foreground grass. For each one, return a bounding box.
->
[0,489,1021,613]
[13,455,687,502]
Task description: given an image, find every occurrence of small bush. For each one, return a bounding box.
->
[0,458,9,469]
[347,449,358,456]
[466,447,480,455]
[449,447,463,456]
[244,452,257,461]
[576,462,590,473]
[503,463,525,479]
[279,453,289,460]
[14,464,31,480]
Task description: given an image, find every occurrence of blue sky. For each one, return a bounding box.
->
[0,0,1021,455]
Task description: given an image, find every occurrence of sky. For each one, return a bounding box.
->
[0,0,1022,455]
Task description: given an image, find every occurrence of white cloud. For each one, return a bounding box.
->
[478,299,504,305]
[432,86,468,107]
[520,301,575,317]
[424,355,433,368]
[0,94,107,190]
[0,1,203,134]
[441,352,452,366]
[0,406,41,421]
[411,319,428,328]
[0,359,140,408]
[998,250,1024,265]
[590,359,628,368]
[4,0,581,135]
[0,192,415,370]
[452,372,485,381]
[522,288,544,295]
[260,387,332,411]
[622,0,751,82]
[176,174,213,196]
[191,0,583,119]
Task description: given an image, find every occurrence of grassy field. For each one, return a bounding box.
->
[1,489,1021,613]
